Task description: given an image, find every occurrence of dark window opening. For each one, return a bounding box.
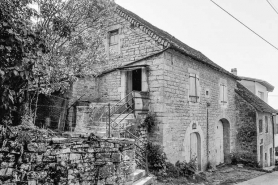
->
[132,69,142,91]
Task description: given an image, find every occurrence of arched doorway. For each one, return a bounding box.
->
[190,132,201,170]
[215,119,230,165]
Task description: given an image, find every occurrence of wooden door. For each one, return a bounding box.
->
[270,148,273,166]
[216,121,224,165]
[190,132,201,170]
[190,133,198,160]
[260,145,263,167]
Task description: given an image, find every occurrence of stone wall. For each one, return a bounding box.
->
[160,49,238,170]
[235,94,257,163]
[0,126,135,185]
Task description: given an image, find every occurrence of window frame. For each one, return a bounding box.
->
[105,25,122,57]
[108,29,119,47]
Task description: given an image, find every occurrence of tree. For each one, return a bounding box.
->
[0,0,47,125]
[32,0,115,94]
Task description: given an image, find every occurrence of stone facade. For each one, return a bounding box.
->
[66,7,276,171]
[0,126,135,185]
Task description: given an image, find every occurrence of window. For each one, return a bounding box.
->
[265,116,268,133]
[220,82,227,104]
[258,91,264,100]
[189,73,200,103]
[259,119,263,133]
[108,29,119,54]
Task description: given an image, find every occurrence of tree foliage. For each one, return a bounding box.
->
[0,0,47,125]
[33,0,115,93]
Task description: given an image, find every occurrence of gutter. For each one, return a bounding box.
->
[97,48,168,77]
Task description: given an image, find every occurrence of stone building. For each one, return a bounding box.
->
[64,5,277,170]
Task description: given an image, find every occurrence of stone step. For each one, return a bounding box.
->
[133,176,155,185]
[133,169,146,182]
[111,114,135,119]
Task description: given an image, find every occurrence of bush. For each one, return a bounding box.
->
[230,152,259,168]
[175,159,197,177]
[142,113,156,133]
[146,142,167,172]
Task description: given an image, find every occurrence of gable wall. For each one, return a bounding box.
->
[96,12,165,72]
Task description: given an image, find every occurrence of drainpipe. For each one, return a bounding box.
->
[207,102,211,167]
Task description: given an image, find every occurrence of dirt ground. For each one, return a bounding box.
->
[157,165,266,185]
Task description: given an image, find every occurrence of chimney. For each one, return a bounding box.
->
[231,68,237,76]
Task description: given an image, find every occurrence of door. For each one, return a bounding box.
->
[270,148,273,166]
[216,121,224,165]
[190,132,201,170]
[260,145,263,167]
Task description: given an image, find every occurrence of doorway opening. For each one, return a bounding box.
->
[132,68,142,91]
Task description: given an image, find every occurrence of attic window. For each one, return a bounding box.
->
[109,29,119,47]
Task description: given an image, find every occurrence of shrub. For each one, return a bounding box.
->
[175,159,197,177]
[230,152,258,168]
[142,113,156,133]
[146,142,167,172]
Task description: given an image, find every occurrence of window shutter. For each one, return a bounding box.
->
[189,74,196,96]
[223,84,227,103]
[196,74,200,99]
[220,84,224,103]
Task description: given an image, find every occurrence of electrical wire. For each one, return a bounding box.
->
[210,0,278,51]
[266,0,278,15]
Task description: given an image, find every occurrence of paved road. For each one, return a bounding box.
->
[237,171,278,185]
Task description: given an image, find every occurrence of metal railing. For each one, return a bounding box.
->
[96,91,149,175]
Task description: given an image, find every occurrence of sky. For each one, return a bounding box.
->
[115,0,278,109]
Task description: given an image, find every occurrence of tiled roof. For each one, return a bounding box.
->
[240,76,274,92]
[116,5,241,80]
[235,82,277,114]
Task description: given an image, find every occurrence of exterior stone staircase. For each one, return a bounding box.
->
[132,169,156,185]
[110,113,135,137]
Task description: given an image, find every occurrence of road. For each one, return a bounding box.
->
[237,171,278,185]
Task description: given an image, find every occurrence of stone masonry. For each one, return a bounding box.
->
[65,5,276,172]
[0,125,135,184]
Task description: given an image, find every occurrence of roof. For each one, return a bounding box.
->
[235,82,277,114]
[239,76,274,92]
[116,5,241,80]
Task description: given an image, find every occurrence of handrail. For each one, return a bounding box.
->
[102,90,149,176]
[109,91,134,111]
[110,108,133,130]
[110,97,133,118]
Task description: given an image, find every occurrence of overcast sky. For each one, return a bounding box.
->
[115,0,278,109]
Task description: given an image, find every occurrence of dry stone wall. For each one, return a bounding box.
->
[0,126,135,185]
